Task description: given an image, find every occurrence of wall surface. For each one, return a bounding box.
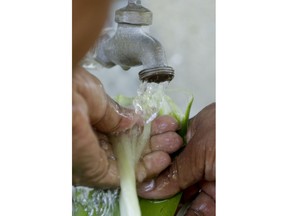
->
[86,0,215,117]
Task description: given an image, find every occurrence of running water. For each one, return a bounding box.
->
[133,81,170,123]
[110,81,174,216]
[72,81,184,216]
[72,187,120,216]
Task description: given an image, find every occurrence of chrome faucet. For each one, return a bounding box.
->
[93,0,174,83]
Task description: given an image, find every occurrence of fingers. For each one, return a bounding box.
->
[137,161,182,199]
[137,138,206,199]
[73,68,186,188]
[136,151,171,182]
[142,115,182,155]
[151,115,179,135]
[73,66,140,133]
[200,181,215,200]
[186,103,215,144]
[184,181,215,216]
[138,129,215,199]
[95,97,141,133]
[72,91,119,188]
[150,132,183,153]
[138,104,215,199]
[136,115,182,182]
[185,193,215,216]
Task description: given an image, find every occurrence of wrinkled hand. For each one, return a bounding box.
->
[72,66,183,188]
[138,103,215,216]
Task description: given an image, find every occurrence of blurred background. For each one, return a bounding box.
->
[85,0,215,117]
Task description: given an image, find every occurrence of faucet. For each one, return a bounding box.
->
[93,0,174,83]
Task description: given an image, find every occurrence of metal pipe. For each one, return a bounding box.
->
[92,1,174,83]
[128,0,141,4]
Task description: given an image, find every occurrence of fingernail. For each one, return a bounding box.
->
[138,179,155,193]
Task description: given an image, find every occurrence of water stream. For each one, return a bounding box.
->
[72,81,185,216]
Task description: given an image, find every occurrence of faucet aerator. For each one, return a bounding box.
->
[139,66,174,83]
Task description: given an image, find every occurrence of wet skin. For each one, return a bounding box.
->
[138,104,215,215]
[73,67,183,188]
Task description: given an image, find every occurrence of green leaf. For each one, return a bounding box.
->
[74,83,193,216]
[178,96,194,139]
[73,203,88,216]
[114,95,134,107]
[139,193,182,216]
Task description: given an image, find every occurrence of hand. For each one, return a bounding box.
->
[72,66,183,188]
[138,103,215,215]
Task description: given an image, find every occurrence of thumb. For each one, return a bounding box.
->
[73,66,140,134]
[73,91,119,188]
[93,96,141,133]
[138,116,215,199]
[137,156,187,199]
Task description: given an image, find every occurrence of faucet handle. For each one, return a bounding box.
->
[139,66,174,83]
[115,3,152,25]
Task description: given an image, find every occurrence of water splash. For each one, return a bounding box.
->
[73,187,120,216]
[133,81,169,123]
[72,80,192,216]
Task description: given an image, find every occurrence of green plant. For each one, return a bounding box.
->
[73,82,193,216]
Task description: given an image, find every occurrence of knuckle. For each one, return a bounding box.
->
[72,104,87,132]
[152,115,179,135]
[85,154,110,186]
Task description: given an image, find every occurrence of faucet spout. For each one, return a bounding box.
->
[93,2,174,83]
